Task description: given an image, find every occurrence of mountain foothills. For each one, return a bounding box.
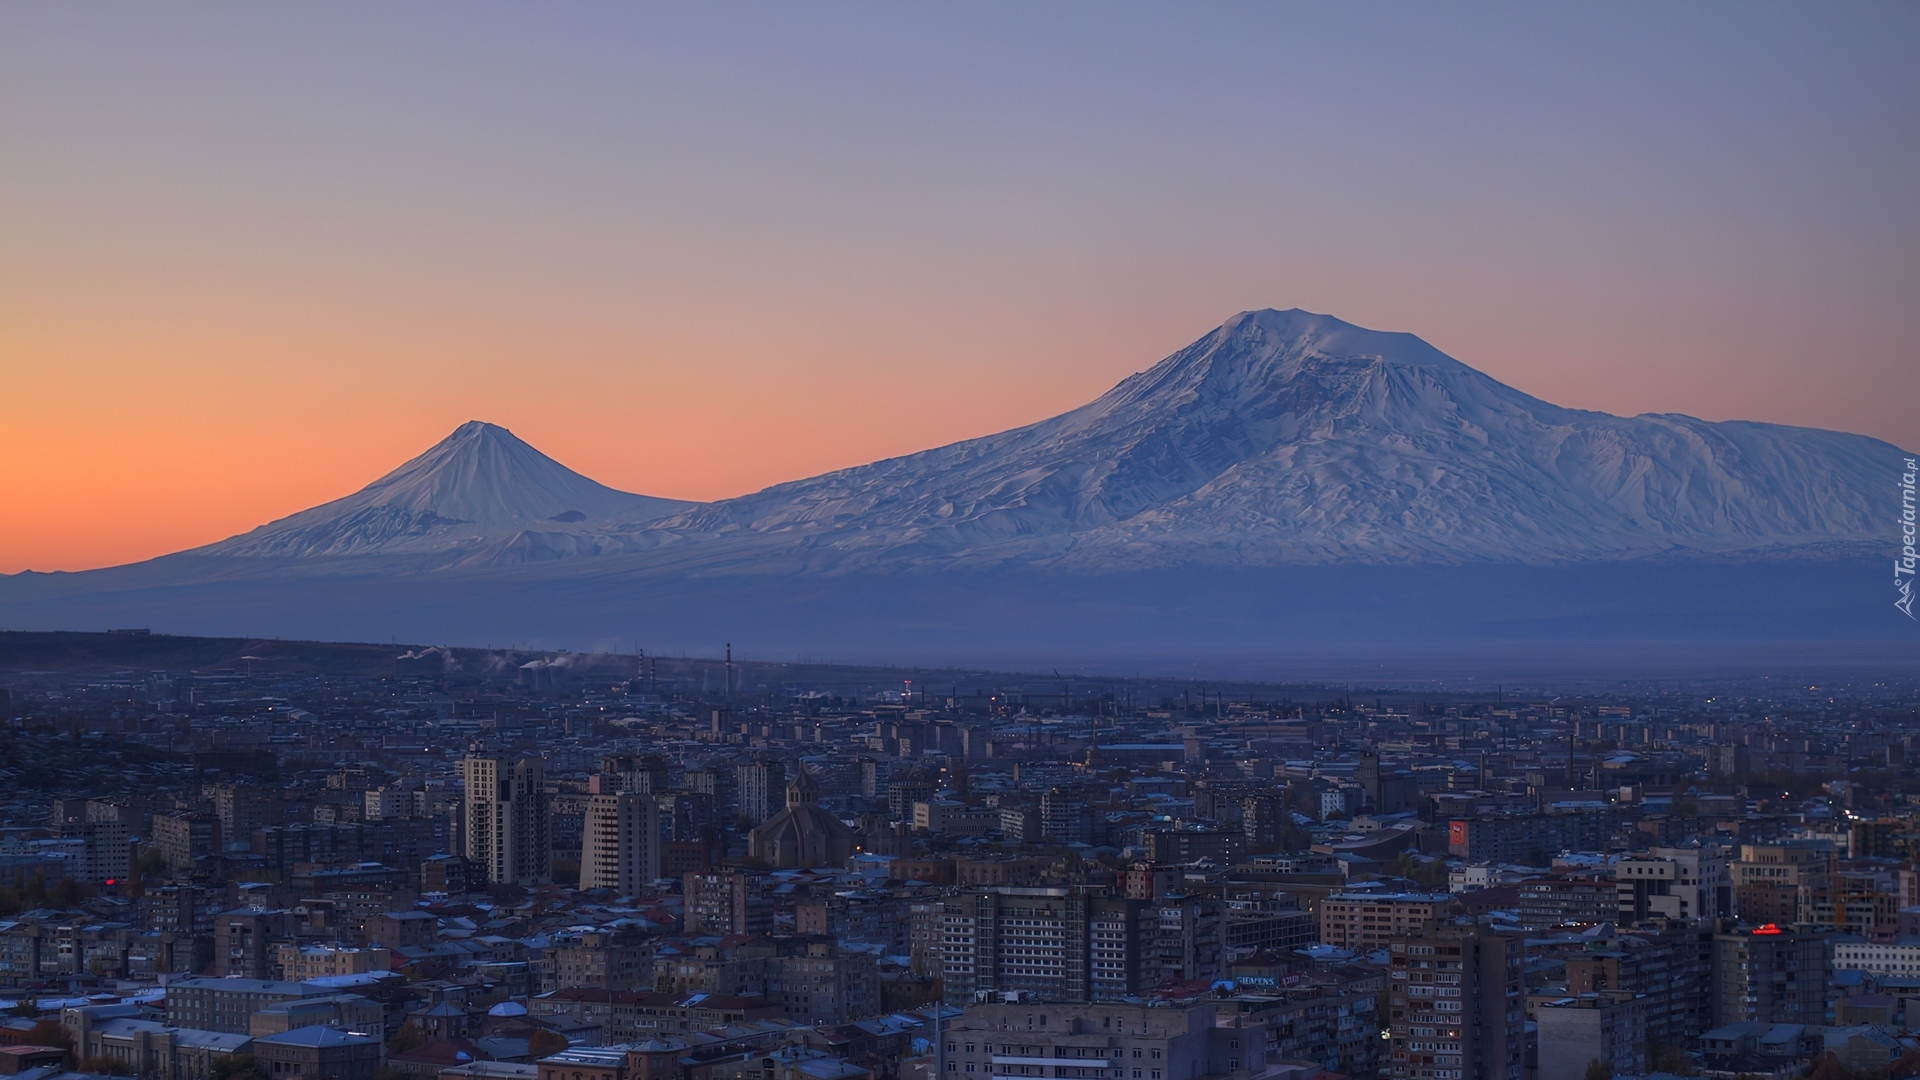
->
[2,309,1911,653]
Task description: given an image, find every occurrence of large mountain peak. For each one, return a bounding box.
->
[1075,305,1489,430]
[1210,308,1465,369]
[201,421,693,559]
[663,308,1901,567]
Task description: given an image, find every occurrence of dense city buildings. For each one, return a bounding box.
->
[4,635,1920,1079]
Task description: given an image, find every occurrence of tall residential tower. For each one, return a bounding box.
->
[460,754,551,886]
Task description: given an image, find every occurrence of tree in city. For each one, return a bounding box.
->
[527,1029,569,1060]
[1582,1059,1611,1080]
[1805,1054,1864,1080]
[1647,1038,1695,1075]
[25,1020,73,1056]
[209,1054,267,1080]
[385,1023,425,1056]
[135,848,170,878]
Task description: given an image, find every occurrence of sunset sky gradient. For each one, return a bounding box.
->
[3,3,1916,573]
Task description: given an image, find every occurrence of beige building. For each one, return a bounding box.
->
[581,793,663,892]
[1318,892,1456,951]
[274,943,391,982]
[461,754,551,886]
[65,1003,254,1080]
[1535,993,1646,1080]
[1730,841,1832,922]
[1615,844,1730,922]
[941,1002,1214,1080]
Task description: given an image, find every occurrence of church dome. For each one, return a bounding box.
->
[749,767,855,869]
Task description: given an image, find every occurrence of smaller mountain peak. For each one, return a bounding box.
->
[445,419,520,442]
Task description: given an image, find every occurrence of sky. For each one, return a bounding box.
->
[2,3,1916,573]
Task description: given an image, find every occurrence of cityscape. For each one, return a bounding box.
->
[0,633,1916,1080]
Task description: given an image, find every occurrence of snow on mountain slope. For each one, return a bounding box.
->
[80,310,1910,577]
[649,309,1901,567]
[204,421,694,563]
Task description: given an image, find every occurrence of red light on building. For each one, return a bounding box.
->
[1752,923,1783,935]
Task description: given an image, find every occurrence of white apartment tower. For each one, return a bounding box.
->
[580,793,662,893]
[461,754,551,886]
[735,759,786,826]
[1616,843,1731,923]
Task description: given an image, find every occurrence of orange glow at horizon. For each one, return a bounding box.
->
[2,4,1914,575]
[6,281,1914,575]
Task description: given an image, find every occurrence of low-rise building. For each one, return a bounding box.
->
[64,1004,254,1079]
[1535,993,1647,1080]
[247,993,385,1041]
[1832,941,1920,976]
[276,943,391,982]
[164,976,338,1035]
[251,1025,382,1080]
[1317,892,1455,951]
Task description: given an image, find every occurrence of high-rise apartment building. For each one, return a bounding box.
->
[213,908,299,980]
[51,801,134,885]
[888,775,935,824]
[152,812,220,875]
[1565,927,1711,1048]
[1710,923,1831,1027]
[1385,927,1524,1080]
[684,766,738,824]
[944,886,1081,1002]
[858,757,886,799]
[460,754,551,886]
[580,793,662,893]
[940,886,1170,1003]
[735,759,787,826]
[684,870,766,937]
[1536,993,1647,1080]
[1730,841,1832,923]
[1616,844,1732,923]
[65,817,132,885]
[1088,897,1158,1000]
[1041,789,1094,844]
[207,782,274,843]
[1149,898,1224,986]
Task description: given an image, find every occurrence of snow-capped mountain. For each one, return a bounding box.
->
[2,308,1910,654]
[204,420,692,565]
[648,309,1896,568]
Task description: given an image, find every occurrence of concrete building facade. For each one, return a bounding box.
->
[461,755,551,886]
[580,793,663,893]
